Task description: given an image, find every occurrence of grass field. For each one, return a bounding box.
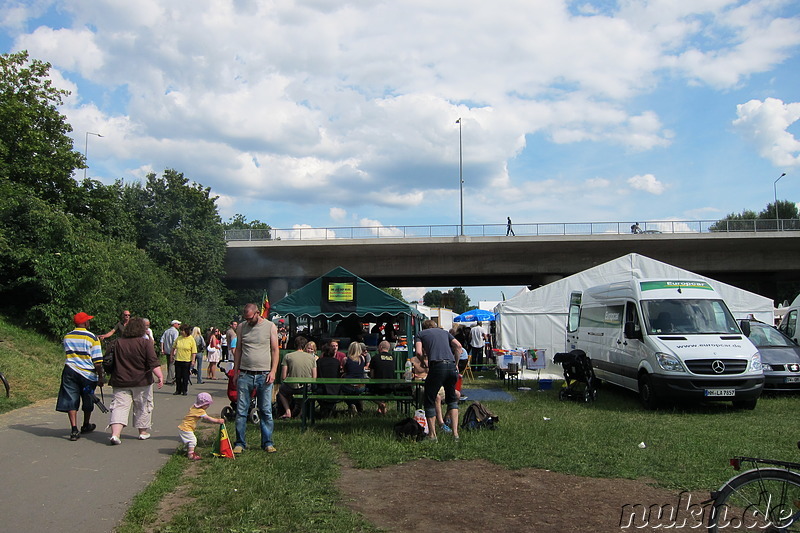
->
[1,315,797,532]
[114,379,799,532]
[0,317,65,413]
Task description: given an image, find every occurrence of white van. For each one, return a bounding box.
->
[777,293,799,345]
[567,279,764,409]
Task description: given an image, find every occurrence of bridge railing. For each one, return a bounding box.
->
[224,219,800,241]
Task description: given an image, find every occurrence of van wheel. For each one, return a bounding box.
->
[638,374,659,410]
[733,399,757,410]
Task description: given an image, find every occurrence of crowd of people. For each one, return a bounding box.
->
[57,307,261,457]
[57,306,469,456]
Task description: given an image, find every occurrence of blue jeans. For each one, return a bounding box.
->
[195,352,204,384]
[234,372,274,450]
[424,360,459,418]
[55,366,97,413]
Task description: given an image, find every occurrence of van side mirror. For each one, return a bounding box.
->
[624,321,642,340]
[739,320,751,337]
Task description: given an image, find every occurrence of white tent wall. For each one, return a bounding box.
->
[494,253,774,375]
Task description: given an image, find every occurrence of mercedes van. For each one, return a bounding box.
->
[567,279,764,409]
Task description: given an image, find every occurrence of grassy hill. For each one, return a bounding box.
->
[0,316,65,414]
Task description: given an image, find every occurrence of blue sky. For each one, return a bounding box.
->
[2,0,799,304]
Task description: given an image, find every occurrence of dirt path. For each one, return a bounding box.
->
[338,458,709,532]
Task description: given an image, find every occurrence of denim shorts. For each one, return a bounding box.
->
[55,366,98,413]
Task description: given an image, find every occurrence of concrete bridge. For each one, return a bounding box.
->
[222,222,800,305]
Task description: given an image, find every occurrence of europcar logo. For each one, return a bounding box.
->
[640,281,714,292]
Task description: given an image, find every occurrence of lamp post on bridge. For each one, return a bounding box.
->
[84,131,103,179]
[773,172,787,228]
[456,118,463,236]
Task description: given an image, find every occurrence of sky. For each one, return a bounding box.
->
[2,0,799,305]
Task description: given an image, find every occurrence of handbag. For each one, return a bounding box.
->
[102,341,116,375]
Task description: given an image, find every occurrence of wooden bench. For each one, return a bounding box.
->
[302,393,414,424]
[283,377,421,430]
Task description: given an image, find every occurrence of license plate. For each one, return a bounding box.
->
[785,377,800,383]
[705,389,735,397]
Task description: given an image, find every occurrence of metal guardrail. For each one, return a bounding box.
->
[224,219,800,241]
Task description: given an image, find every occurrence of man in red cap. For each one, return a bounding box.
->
[56,312,105,441]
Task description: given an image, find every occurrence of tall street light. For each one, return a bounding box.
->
[773,172,787,224]
[84,131,103,179]
[456,118,463,236]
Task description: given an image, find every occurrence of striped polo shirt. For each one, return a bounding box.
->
[63,328,103,381]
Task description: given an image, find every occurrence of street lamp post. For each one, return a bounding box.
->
[773,172,787,228]
[457,118,463,236]
[84,131,103,179]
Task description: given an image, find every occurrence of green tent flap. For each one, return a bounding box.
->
[272,267,425,369]
[272,266,426,322]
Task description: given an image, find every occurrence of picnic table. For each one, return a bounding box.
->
[283,377,421,430]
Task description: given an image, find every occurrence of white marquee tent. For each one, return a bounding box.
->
[494,253,774,376]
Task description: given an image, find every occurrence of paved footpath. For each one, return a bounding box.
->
[0,377,230,532]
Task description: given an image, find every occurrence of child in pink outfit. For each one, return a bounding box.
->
[178,392,224,460]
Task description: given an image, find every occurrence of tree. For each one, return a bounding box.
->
[423,288,470,314]
[0,51,83,205]
[380,287,407,303]
[449,288,471,314]
[711,200,798,231]
[423,290,443,307]
[223,214,272,240]
[0,50,239,336]
[764,200,799,220]
[137,170,226,295]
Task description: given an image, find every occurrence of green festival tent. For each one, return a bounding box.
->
[272,266,426,369]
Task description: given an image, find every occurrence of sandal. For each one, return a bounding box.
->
[188,452,201,461]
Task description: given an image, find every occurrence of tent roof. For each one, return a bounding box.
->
[494,253,773,321]
[272,266,425,321]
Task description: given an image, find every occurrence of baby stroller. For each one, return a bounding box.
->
[220,367,260,423]
[553,349,598,402]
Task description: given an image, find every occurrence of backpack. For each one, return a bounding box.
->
[393,417,427,441]
[461,401,498,430]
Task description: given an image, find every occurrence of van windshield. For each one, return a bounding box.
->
[641,299,740,335]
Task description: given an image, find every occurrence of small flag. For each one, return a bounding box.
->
[213,423,235,458]
[260,291,270,318]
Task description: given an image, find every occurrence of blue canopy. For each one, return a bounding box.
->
[453,308,496,323]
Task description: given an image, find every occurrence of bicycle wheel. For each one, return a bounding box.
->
[708,468,800,532]
[0,371,8,397]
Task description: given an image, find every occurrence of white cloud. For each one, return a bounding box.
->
[358,218,406,238]
[402,287,427,303]
[329,207,347,221]
[4,0,798,227]
[272,224,336,240]
[16,26,104,75]
[628,174,666,195]
[733,98,800,167]
[0,0,52,32]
